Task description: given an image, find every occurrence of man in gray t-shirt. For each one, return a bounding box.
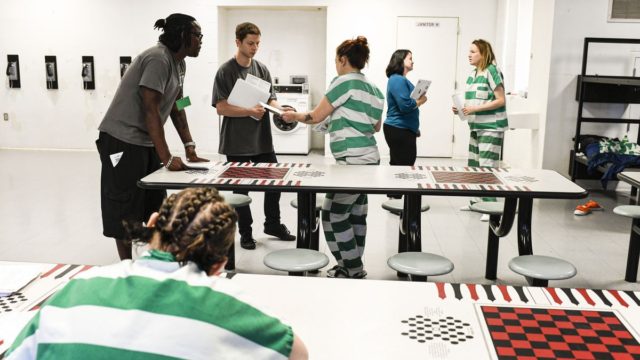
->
[96,14,207,260]
[212,22,295,251]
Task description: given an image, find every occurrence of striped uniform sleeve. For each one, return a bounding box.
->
[486,65,504,92]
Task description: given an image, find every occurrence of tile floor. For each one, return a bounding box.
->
[1,149,638,291]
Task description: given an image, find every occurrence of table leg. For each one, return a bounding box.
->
[296,192,315,249]
[625,220,640,282]
[404,194,422,252]
[517,197,534,256]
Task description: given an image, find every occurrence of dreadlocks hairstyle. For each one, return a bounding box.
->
[336,36,370,70]
[154,13,197,53]
[472,39,497,71]
[385,49,411,78]
[124,188,237,272]
[235,22,261,42]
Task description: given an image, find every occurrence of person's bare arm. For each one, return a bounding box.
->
[281,96,334,125]
[169,90,208,162]
[215,99,266,120]
[141,86,186,171]
[288,334,309,360]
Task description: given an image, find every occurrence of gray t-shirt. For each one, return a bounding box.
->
[212,57,277,156]
[99,44,185,147]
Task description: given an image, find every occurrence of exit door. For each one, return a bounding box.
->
[397,17,459,157]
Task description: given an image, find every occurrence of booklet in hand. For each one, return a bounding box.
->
[259,101,283,115]
[410,79,431,100]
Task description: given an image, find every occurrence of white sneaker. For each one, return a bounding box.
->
[480,214,490,222]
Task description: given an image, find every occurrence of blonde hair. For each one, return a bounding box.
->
[472,39,497,71]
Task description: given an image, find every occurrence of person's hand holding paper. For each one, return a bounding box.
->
[227,78,270,121]
[451,93,467,121]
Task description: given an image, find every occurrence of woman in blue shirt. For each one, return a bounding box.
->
[383,50,427,169]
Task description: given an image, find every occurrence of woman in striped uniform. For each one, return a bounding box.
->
[7,188,308,360]
[282,37,384,279]
[453,39,508,207]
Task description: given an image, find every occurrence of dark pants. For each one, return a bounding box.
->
[96,131,166,239]
[384,124,417,198]
[384,123,417,166]
[226,152,281,237]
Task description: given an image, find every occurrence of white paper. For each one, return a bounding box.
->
[451,93,467,121]
[0,311,37,355]
[259,101,283,116]
[109,152,123,167]
[245,73,271,93]
[227,78,271,121]
[0,264,42,296]
[410,79,431,100]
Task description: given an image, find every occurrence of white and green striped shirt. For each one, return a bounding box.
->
[464,64,508,132]
[7,250,293,360]
[325,72,384,165]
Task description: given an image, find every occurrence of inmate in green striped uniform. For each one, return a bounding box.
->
[465,64,508,202]
[7,250,293,360]
[322,72,384,278]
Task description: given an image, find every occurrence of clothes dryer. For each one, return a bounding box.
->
[271,84,311,155]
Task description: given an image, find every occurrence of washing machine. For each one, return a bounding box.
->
[271,84,311,155]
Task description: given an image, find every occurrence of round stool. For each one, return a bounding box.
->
[219,193,252,272]
[382,199,430,215]
[382,199,430,278]
[470,201,504,281]
[509,255,577,287]
[470,201,504,216]
[290,194,325,211]
[221,193,252,208]
[613,205,640,218]
[613,205,640,282]
[264,248,329,276]
[387,252,454,282]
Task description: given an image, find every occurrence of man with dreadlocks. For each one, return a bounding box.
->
[96,14,208,260]
[6,188,309,359]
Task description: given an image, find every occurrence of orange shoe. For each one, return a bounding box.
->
[574,200,604,216]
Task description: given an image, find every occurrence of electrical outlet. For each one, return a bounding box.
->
[3,113,8,121]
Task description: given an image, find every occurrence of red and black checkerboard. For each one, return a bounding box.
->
[432,171,503,185]
[482,306,640,359]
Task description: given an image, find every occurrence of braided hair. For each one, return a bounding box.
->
[124,188,237,272]
[154,13,197,53]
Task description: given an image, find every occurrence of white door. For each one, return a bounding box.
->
[397,17,458,157]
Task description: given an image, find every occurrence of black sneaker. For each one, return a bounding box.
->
[264,224,296,241]
[240,235,256,250]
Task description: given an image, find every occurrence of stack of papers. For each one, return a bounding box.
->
[228,74,272,120]
[0,264,42,297]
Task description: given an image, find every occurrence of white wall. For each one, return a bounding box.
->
[1,0,498,160]
[543,0,640,175]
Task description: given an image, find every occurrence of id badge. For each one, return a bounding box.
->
[176,96,191,111]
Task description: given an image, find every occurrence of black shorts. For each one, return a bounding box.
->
[96,132,166,238]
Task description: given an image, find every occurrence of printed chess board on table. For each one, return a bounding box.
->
[403,166,536,192]
[393,283,640,359]
[188,162,313,187]
[0,263,92,314]
[481,306,640,359]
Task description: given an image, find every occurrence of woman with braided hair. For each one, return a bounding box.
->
[7,188,308,360]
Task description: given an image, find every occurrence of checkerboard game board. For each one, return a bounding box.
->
[481,306,640,359]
